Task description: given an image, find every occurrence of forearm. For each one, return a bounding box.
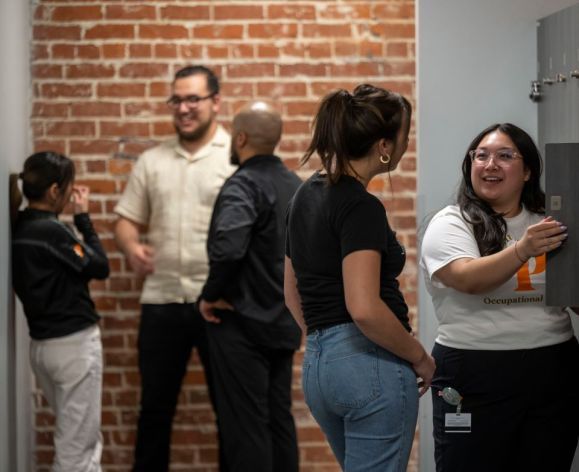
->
[73,213,109,279]
[284,257,307,333]
[114,217,143,254]
[352,300,426,364]
[201,260,241,302]
[436,244,524,294]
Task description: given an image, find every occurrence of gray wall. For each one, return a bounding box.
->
[0,0,32,470]
[417,1,579,470]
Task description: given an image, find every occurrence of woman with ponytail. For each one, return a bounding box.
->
[11,151,109,472]
[284,85,435,471]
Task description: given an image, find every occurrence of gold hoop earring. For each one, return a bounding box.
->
[379,153,391,165]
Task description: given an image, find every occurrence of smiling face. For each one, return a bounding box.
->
[172,74,220,144]
[470,130,530,216]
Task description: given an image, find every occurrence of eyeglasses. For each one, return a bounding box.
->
[166,93,216,109]
[469,148,523,165]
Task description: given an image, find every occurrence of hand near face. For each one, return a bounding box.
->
[71,185,90,214]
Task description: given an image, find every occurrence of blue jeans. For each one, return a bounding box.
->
[303,322,418,472]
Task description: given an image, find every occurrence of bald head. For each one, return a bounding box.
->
[232,101,282,157]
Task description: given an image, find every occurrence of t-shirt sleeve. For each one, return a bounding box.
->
[114,155,150,225]
[338,196,387,259]
[420,207,480,282]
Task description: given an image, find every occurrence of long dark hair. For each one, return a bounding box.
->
[458,123,545,256]
[10,151,75,226]
[302,84,411,184]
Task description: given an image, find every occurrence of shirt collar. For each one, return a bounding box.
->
[173,124,229,162]
[238,154,280,169]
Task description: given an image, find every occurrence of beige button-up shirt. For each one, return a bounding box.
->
[115,125,235,304]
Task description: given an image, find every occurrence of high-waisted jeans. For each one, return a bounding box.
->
[302,322,418,472]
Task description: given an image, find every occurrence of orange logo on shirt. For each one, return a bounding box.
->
[515,253,545,292]
[73,243,84,258]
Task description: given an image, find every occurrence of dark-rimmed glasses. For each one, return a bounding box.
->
[166,93,216,109]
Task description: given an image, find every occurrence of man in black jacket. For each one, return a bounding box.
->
[199,101,301,472]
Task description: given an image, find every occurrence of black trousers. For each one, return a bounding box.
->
[432,337,579,472]
[206,311,299,472]
[133,303,225,472]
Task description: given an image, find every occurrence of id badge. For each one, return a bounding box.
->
[445,413,471,433]
[439,387,471,434]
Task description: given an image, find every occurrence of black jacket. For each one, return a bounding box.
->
[201,155,301,349]
[12,209,109,340]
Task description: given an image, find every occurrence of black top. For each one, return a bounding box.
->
[12,208,109,340]
[286,172,410,334]
[201,155,302,350]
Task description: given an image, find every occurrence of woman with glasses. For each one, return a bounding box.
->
[285,84,435,472]
[420,123,579,472]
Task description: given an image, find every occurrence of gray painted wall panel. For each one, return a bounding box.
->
[545,143,579,306]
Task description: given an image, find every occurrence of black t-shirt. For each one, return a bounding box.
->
[286,172,410,333]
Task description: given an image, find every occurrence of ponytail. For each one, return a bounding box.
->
[9,173,23,227]
[302,84,411,184]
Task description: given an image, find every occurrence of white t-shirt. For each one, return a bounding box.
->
[420,205,573,350]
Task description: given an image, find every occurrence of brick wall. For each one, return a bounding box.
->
[30,1,417,470]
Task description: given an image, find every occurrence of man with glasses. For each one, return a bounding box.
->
[114,65,234,472]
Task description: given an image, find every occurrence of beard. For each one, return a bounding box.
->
[174,113,214,143]
[230,147,240,166]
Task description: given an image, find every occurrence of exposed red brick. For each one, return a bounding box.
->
[77,45,101,60]
[279,63,327,77]
[139,24,189,40]
[97,83,147,97]
[45,121,95,136]
[85,24,135,40]
[32,103,69,118]
[101,121,151,138]
[66,64,115,79]
[227,63,276,78]
[128,43,152,58]
[267,4,316,20]
[31,3,419,471]
[105,5,156,20]
[302,23,352,38]
[51,6,102,21]
[372,3,415,20]
[179,44,203,59]
[119,63,168,79]
[248,23,298,39]
[154,44,177,58]
[34,25,81,40]
[193,25,244,40]
[369,22,415,39]
[102,44,126,59]
[214,5,263,20]
[160,5,210,20]
[318,4,371,19]
[71,102,121,117]
[257,82,307,97]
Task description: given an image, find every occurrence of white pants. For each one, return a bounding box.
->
[30,324,103,472]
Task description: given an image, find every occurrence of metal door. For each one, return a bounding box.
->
[537,4,579,469]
